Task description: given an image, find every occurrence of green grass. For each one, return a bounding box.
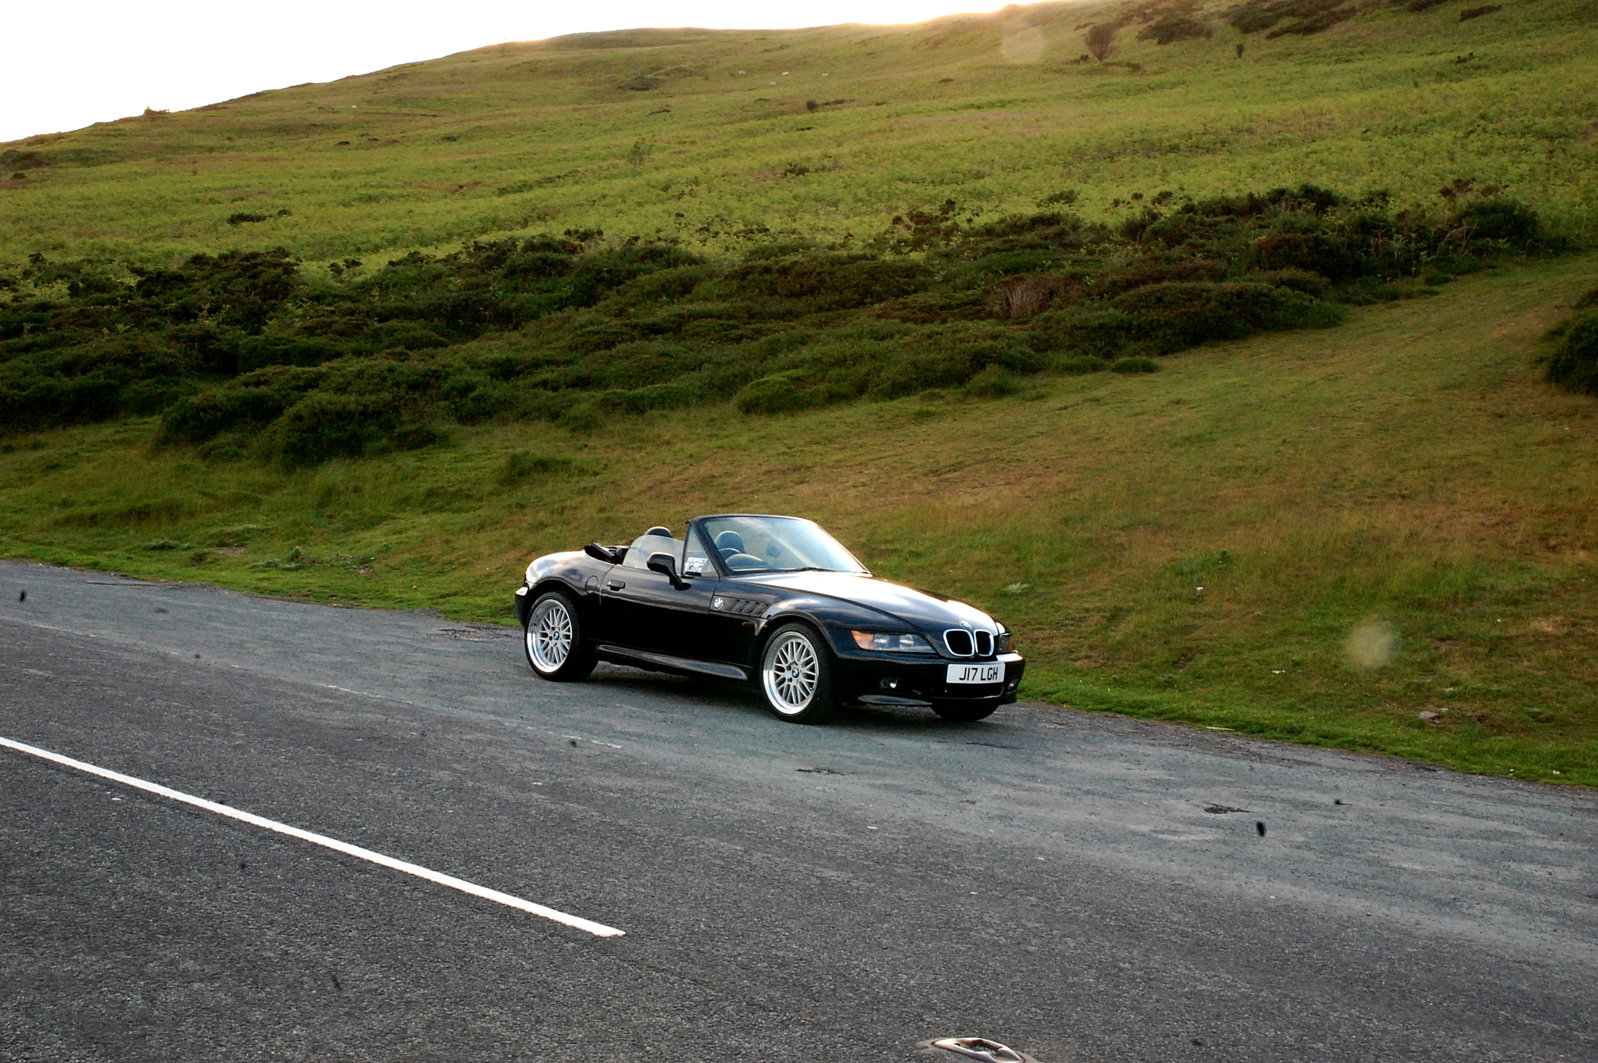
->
[2,0,1596,785]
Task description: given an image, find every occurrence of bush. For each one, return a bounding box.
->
[965,366,1021,397]
[1138,16,1212,44]
[442,370,515,423]
[1096,258,1228,297]
[1453,199,1543,250]
[587,340,693,389]
[1243,269,1334,298]
[1030,305,1138,358]
[0,370,122,431]
[736,371,823,414]
[1545,310,1598,396]
[237,335,349,372]
[991,274,1080,319]
[726,253,929,313]
[268,393,395,466]
[1249,226,1364,282]
[0,185,1566,441]
[860,334,1041,400]
[1111,357,1160,373]
[158,386,290,444]
[597,379,705,415]
[1111,281,1342,352]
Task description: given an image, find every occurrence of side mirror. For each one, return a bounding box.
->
[647,551,689,590]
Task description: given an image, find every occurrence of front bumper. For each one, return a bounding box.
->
[830,649,1026,709]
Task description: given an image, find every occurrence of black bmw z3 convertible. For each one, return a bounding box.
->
[513,513,1025,724]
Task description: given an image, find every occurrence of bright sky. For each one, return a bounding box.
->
[2,1,1015,145]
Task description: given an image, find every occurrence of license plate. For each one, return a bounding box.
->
[946,662,1004,685]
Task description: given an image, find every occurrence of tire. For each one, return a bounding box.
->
[932,701,1000,723]
[759,623,838,724]
[523,591,596,681]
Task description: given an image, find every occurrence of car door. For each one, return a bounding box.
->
[599,529,722,661]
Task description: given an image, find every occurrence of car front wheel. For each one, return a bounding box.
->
[759,623,837,724]
[524,591,596,681]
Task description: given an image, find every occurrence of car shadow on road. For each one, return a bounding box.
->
[584,663,1008,736]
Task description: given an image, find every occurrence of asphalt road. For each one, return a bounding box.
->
[1,559,1594,1063]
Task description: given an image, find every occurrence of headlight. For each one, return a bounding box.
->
[850,630,935,653]
[994,625,1014,654]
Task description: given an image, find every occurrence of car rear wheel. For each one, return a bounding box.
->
[524,591,596,681]
[932,701,999,723]
[759,624,837,724]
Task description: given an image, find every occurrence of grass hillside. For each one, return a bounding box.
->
[1,0,1594,783]
[4,0,1594,264]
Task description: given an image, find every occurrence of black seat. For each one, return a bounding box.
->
[714,530,745,560]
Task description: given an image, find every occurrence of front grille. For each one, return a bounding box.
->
[943,629,994,657]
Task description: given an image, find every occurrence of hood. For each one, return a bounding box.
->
[739,570,998,632]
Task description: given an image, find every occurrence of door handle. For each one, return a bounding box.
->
[607,580,626,590]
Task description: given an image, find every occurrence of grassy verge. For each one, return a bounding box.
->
[3,253,1593,785]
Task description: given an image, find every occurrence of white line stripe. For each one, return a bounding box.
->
[0,735,624,938]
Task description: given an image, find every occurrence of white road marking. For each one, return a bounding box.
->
[0,735,624,938]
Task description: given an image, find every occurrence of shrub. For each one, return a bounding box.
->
[856,334,1042,401]
[237,335,349,372]
[1,185,1566,442]
[991,274,1080,319]
[365,322,451,351]
[1111,357,1160,373]
[1030,305,1138,358]
[736,371,823,414]
[1085,22,1117,60]
[968,338,1050,373]
[727,253,928,313]
[965,366,1021,397]
[1243,269,1334,298]
[609,263,720,304]
[588,340,693,389]
[442,370,515,423]
[1097,258,1228,297]
[1112,281,1342,352]
[1452,199,1543,250]
[598,380,705,415]
[1545,310,1598,397]
[563,242,703,308]
[268,393,395,466]
[158,386,290,444]
[0,371,122,431]
[1138,17,1212,44]
[1249,227,1364,282]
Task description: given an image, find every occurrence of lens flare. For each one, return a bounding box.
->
[1345,617,1401,671]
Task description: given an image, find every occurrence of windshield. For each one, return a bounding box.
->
[699,515,868,575]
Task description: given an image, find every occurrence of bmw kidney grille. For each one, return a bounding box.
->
[943,629,994,658]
